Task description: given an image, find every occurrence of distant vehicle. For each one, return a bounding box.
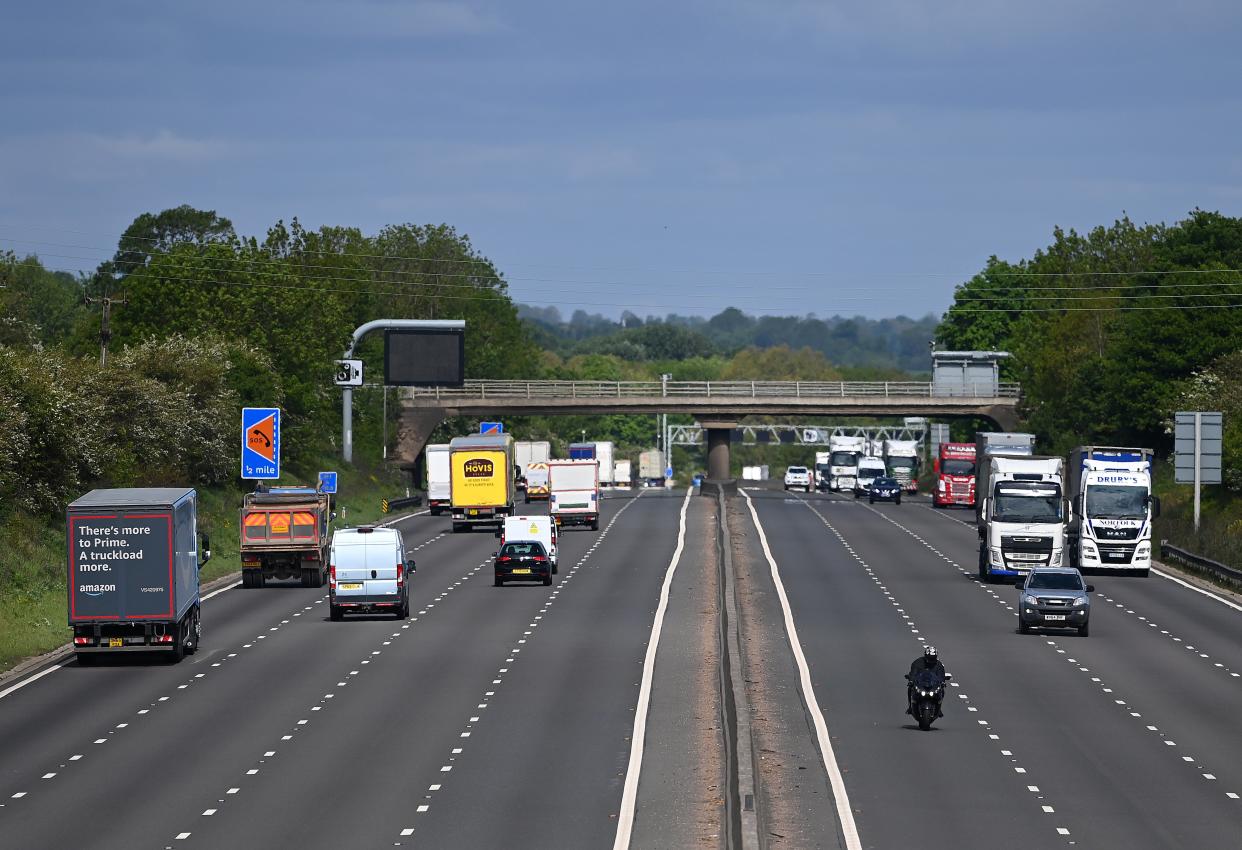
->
[550,459,601,530]
[813,451,832,490]
[494,540,553,587]
[614,459,633,487]
[595,441,615,487]
[868,476,902,504]
[1017,567,1094,636]
[1066,446,1158,576]
[977,454,1067,583]
[827,436,866,492]
[328,525,413,621]
[514,440,551,477]
[853,456,888,498]
[501,515,558,574]
[933,442,976,508]
[524,462,550,502]
[68,488,210,663]
[425,443,452,515]
[639,449,666,486]
[568,442,597,461]
[239,486,331,588]
[883,439,921,493]
[784,466,812,492]
[449,434,516,533]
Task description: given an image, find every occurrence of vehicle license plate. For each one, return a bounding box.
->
[1044,614,1066,621]
[340,582,363,590]
[108,637,123,647]
[512,568,532,575]
[469,509,478,516]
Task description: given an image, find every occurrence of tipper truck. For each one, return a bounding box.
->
[239,486,332,588]
[68,488,210,662]
[1067,447,1159,576]
[977,455,1068,582]
[425,443,452,515]
[883,439,921,493]
[933,442,977,508]
[450,434,516,532]
[828,435,867,492]
[639,449,666,486]
[549,459,600,530]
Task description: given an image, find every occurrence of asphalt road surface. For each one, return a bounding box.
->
[1,487,1239,849]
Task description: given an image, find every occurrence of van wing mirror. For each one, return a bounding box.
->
[406,559,416,573]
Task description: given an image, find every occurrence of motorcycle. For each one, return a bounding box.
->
[907,669,950,730]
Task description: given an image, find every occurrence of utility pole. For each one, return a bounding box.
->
[84,294,127,367]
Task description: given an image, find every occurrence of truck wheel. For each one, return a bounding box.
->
[329,604,343,622]
[301,568,315,588]
[185,608,201,656]
[170,631,186,664]
[591,518,600,531]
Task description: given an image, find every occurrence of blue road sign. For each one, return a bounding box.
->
[318,471,338,494]
[480,421,504,434]
[241,407,281,480]
[666,466,674,479]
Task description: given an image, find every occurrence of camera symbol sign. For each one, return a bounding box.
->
[241,407,281,480]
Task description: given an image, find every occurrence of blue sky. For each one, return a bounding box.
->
[2,1,1240,319]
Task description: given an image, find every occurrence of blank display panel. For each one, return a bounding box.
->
[384,329,465,387]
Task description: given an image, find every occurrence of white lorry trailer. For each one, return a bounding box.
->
[828,436,867,492]
[614,459,633,487]
[549,459,601,530]
[425,443,452,515]
[814,451,832,490]
[639,450,665,486]
[883,439,921,493]
[1067,446,1159,576]
[977,455,1067,583]
[595,441,615,487]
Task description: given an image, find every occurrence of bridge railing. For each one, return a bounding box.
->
[400,380,1020,401]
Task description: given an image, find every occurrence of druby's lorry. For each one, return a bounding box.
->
[828,436,867,492]
[1067,447,1159,576]
[425,443,452,515]
[68,488,210,662]
[549,459,600,530]
[639,449,666,486]
[449,434,516,532]
[883,439,921,493]
[933,442,977,508]
[977,455,1068,582]
[239,486,332,587]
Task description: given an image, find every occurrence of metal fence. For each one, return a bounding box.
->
[400,380,1021,401]
[1159,540,1242,586]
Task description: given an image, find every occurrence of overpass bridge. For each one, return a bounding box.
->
[395,379,1021,477]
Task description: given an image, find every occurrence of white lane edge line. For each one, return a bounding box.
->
[612,487,691,850]
[1151,567,1242,613]
[0,664,64,702]
[742,489,862,850]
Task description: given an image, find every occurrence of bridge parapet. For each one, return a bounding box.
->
[400,379,1020,401]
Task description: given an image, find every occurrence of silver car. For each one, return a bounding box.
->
[1017,566,1094,637]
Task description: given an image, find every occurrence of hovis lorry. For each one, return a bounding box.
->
[68,488,210,662]
[828,435,867,492]
[425,443,452,515]
[549,459,600,530]
[1067,447,1159,576]
[933,442,977,508]
[883,439,921,493]
[449,434,516,532]
[239,486,332,587]
[977,454,1068,582]
[639,450,666,486]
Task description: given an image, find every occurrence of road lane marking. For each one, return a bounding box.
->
[0,664,63,702]
[741,490,862,850]
[612,488,692,850]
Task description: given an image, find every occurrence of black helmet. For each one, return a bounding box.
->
[923,645,938,664]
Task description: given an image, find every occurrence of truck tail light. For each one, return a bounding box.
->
[154,634,173,644]
[74,637,90,646]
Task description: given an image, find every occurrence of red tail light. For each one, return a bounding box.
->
[73,637,90,646]
[498,556,512,562]
[329,563,337,590]
[532,556,547,562]
[396,563,404,587]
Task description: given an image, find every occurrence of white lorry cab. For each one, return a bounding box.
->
[977,455,1068,583]
[1067,447,1158,576]
[549,459,600,530]
[828,436,866,492]
[501,515,559,574]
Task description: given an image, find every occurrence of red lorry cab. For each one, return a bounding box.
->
[933,442,977,508]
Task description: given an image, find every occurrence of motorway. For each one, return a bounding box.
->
[1,487,1240,848]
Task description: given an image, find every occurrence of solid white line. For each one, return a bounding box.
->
[202,580,241,602]
[379,509,431,527]
[612,488,691,850]
[742,489,862,850]
[0,664,63,702]
[1151,567,1242,613]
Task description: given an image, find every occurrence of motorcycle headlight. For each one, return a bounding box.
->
[1073,596,1088,607]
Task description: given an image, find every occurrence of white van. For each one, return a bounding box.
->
[501,515,558,574]
[328,526,414,620]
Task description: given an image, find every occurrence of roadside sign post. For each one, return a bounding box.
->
[241,408,281,480]
[333,360,363,387]
[318,471,338,494]
[1174,411,1223,532]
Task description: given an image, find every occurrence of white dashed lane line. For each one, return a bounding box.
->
[796,498,1076,845]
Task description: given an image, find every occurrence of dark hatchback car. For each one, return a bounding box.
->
[493,540,553,587]
[869,476,902,504]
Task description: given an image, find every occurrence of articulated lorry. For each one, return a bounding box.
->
[827,435,867,492]
[549,459,600,530]
[595,441,615,487]
[933,442,977,508]
[1067,447,1159,576]
[883,439,921,493]
[239,486,332,587]
[450,434,516,532]
[639,449,666,486]
[977,454,1068,582]
[425,443,452,515]
[614,459,633,487]
[68,488,210,662]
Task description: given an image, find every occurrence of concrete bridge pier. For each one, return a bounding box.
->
[701,420,736,481]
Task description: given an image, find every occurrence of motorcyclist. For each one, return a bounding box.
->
[905,645,947,716]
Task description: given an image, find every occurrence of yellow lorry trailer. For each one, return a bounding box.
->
[449,434,516,533]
